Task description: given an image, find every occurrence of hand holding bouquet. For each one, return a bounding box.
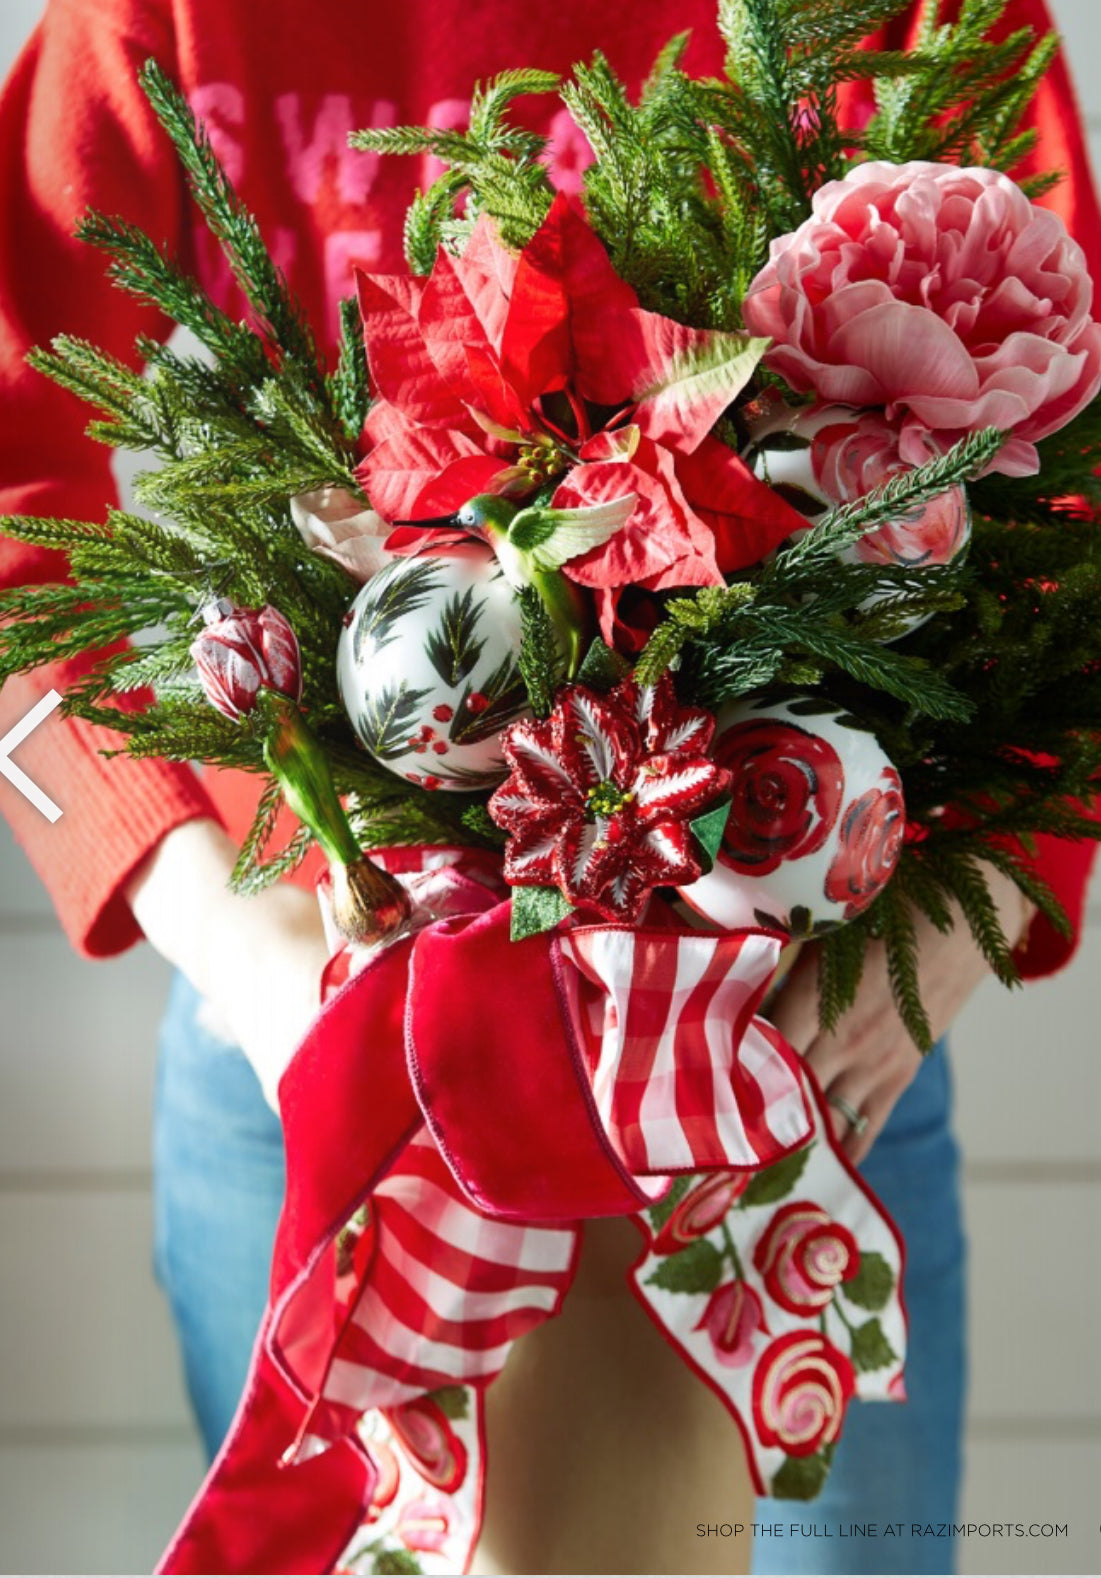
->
[3,2,1101,1570]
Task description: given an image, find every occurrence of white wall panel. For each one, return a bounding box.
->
[0,1438,204,1575]
[953,923,1101,1167]
[0,1193,193,1429]
[960,1436,1101,1576]
[965,1182,1101,1422]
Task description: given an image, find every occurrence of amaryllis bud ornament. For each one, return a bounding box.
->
[190,600,303,719]
[678,695,905,936]
[192,599,412,945]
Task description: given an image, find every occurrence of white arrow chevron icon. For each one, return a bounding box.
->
[0,689,64,821]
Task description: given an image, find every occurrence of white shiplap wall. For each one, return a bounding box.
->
[1,1,1101,1572]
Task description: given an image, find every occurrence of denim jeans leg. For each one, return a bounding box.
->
[152,972,286,1461]
[752,1041,967,1576]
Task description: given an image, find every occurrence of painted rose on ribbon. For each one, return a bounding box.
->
[696,1280,770,1368]
[363,1439,400,1522]
[385,1395,468,1493]
[752,1201,860,1316]
[715,719,844,876]
[651,1172,751,1255]
[394,1496,453,1555]
[752,1331,856,1458]
[742,161,1101,477]
[824,768,906,917]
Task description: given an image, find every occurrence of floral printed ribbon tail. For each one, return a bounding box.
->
[158,874,907,1575]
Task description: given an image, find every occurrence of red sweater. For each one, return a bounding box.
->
[0,0,1095,969]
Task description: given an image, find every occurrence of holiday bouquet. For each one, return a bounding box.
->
[5,0,1101,1571]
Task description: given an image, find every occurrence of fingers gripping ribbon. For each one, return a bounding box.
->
[158,854,906,1577]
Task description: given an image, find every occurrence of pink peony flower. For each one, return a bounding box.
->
[742,161,1101,477]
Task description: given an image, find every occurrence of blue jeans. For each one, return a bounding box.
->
[153,974,285,1457]
[153,977,965,1572]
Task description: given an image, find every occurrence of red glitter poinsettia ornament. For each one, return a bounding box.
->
[488,674,730,923]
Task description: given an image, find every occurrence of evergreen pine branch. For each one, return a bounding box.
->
[924,846,1018,985]
[774,429,1004,574]
[873,880,934,1048]
[330,295,371,441]
[231,813,315,896]
[73,211,269,379]
[816,915,869,1033]
[517,587,560,718]
[138,60,325,394]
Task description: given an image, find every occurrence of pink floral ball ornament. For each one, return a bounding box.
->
[750,403,971,569]
[742,161,1101,478]
[678,696,904,936]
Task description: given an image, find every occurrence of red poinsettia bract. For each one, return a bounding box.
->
[354,196,807,640]
[488,675,730,923]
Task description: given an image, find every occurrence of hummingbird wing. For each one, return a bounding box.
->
[509,494,638,570]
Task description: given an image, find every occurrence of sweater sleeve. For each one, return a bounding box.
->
[0,0,216,958]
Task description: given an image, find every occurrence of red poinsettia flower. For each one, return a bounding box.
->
[354,196,807,637]
[488,674,730,923]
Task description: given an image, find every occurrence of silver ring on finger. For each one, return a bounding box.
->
[828,1094,869,1137]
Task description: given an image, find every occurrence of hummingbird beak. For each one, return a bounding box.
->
[390,513,461,528]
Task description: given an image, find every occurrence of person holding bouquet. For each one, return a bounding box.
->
[0,0,1098,1573]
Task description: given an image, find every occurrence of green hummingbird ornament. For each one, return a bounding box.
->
[396,491,636,677]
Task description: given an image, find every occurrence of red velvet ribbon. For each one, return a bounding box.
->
[158,899,668,1574]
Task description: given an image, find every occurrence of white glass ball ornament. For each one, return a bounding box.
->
[337,550,527,791]
[748,404,970,635]
[678,695,905,936]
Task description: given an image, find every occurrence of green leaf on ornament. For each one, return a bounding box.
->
[753,907,786,933]
[740,1144,812,1208]
[427,1385,470,1420]
[510,884,575,941]
[689,796,731,874]
[645,1237,723,1295]
[424,585,486,687]
[646,1174,694,1232]
[756,431,812,454]
[770,1450,832,1502]
[356,678,433,760]
[353,557,443,660]
[450,652,527,744]
[843,1251,895,1312]
[575,638,631,692]
[849,1316,898,1373]
[788,904,814,940]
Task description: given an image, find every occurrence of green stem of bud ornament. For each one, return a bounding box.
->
[259,692,413,944]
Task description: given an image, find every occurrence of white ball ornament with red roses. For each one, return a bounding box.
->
[678,695,906,936]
